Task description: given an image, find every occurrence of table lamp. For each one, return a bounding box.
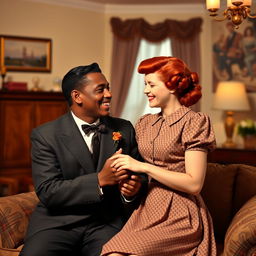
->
[213,81,250,148]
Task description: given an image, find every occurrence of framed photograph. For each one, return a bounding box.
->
[212,19,256,92]
[0,35,52,72]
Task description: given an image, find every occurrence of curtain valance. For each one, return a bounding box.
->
[110,17,202,42]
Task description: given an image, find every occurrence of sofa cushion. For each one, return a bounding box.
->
[201,163,238,240]
[0,192,38,249]
[223,195,256,256]
[233,164,256,216]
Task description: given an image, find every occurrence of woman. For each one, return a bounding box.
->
[242,26,256,80]
[101,56,216,256]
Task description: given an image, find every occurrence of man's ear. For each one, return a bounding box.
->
[71,90,82,104]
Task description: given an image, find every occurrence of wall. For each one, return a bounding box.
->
[0,0,255,146]
[103,6,256,146]
[0,0,105,91]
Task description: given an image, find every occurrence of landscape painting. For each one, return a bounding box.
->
[0,35,52,72]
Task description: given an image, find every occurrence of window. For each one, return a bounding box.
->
[120,38,172,125]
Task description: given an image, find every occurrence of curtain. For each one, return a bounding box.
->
[110,17,203,116]
[120,39,171,125]
[110,35,141,117]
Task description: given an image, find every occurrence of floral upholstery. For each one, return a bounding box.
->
[0,192,38,256]
[224,195,256,256]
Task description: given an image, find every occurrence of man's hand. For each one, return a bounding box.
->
[119,174,142,199]
[110,154,145,173]
[98,149,129,187]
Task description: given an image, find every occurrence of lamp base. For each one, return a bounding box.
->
[223,111,236,148]
[222,139,236,148]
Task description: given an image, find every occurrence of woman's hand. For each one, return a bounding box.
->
[110,154,146,173]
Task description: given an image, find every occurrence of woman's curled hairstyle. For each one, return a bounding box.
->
[138,56,202,107]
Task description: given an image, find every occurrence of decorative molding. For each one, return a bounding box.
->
[23,0,204,14]
[105,4,204,14]
[23,0,106,13]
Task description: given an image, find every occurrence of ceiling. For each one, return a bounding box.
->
[81,0,204,4]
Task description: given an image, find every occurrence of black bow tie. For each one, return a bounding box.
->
[81,123,107,135]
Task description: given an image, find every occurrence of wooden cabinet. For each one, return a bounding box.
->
[208,147,256,166]
[0,91,68,193]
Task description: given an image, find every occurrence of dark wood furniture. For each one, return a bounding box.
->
[208,147,256,166]
[0,91,68,194]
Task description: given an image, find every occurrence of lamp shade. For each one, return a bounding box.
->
[213,81,250,111]
[206,0,220,9]
[243,0,252,6]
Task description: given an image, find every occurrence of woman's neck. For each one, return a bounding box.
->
[162,99,182,118]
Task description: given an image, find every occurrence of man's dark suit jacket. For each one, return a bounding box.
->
[25,112,142,240]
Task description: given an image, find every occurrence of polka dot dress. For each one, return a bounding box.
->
[101,106,217,256]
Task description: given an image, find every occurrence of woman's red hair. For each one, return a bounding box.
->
[138,56,202,107]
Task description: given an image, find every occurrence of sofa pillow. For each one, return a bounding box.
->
[233,164,256,216]
[223,195,256,256]
[0,192,38,249]
[201,163,237,240]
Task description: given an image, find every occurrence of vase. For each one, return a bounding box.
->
[243,135,256,149]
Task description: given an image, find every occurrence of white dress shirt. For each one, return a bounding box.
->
[71,111,100,153]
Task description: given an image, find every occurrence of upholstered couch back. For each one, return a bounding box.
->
[201,163,256,241]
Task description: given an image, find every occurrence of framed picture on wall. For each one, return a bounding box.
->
[212,19,256,92]
[0,35,52,72]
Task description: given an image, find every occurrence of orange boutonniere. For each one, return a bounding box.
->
[112,131,122,146]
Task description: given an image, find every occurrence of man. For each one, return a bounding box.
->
[223,22,244,80]
[20,63,144,256]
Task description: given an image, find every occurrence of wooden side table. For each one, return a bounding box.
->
[0,176,19,196]
[208,147,256,166]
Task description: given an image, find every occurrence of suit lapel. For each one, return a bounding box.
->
[57,114,120,173]
[58,113,95,172]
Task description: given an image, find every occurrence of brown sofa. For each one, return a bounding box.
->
[0,163,256,256]
[201,163,256,256]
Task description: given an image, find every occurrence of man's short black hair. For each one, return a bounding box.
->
[62,63,102,106]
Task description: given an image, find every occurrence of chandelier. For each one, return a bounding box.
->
[206,0,256,28]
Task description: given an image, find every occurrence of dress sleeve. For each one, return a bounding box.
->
[181,113,216,152]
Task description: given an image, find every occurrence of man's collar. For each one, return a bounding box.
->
[71,111,100,126]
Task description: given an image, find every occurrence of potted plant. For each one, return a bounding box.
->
[237,119,256,149]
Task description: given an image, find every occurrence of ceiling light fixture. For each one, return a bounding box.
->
[206,0,256,28]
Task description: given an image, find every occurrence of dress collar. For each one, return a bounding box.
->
[151,106,191,126]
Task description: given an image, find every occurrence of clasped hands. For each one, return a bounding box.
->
[98,149,142,198]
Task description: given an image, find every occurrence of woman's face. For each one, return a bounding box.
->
[245,27,253,37]
[144,72,171,109]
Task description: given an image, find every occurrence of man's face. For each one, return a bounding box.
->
[75,72,112,121]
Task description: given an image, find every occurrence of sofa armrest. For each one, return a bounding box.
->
[223,195,256,256]
[0,192,39,249]
[0,247,21,256]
